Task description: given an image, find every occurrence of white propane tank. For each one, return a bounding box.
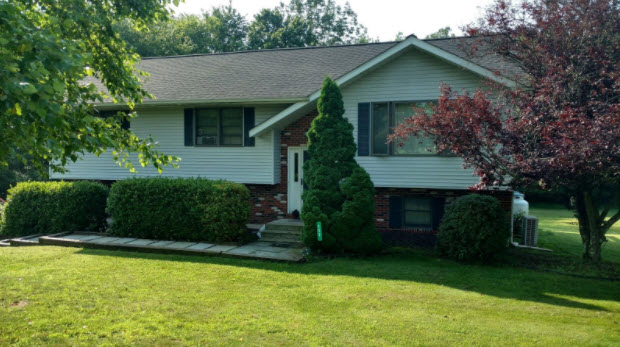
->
[513,192,529,217]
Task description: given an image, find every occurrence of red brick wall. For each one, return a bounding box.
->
[374,188,513,231]
[375,187,513,247]
[247,111,317,224]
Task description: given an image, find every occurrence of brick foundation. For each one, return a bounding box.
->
[374,187,513,247]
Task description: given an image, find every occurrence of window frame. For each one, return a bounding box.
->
[370,102,391,156]
[194,107,244,147]
[369,100,439,157]
[402,196,434,229]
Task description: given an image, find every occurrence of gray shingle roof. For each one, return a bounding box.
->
[112,42,397,103]
[426,37,523,80]
[93,37,520,104]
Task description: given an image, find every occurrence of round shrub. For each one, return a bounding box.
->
[106,177,250,243]
[0,181,108,237]
[436,194,510,262]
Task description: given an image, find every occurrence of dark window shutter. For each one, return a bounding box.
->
[121,117,130,130]
[388,196,403,228]
[357,103,370,156]
[184,108,194,146]
[432,197,446,229]
[243,107,255,147]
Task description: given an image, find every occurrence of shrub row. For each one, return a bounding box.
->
[106,177,250,243]
[1,180,510,258]
[0,181,108,237]
[0,178,250,242]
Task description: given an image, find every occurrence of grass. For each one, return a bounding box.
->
[0,207,619,346]
[498,204,620,279]
[531,203,620,263]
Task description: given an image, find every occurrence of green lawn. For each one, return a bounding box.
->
[531,204,620,263]
[1,207,619,346]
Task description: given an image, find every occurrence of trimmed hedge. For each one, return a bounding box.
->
[436,194,510,263]
[107,177,250,243]
[0,181,108,237]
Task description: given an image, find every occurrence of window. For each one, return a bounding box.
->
[403,197,433,228]
[370,101,437,156]
[97,110,130,130]
[195,108,243,146]
[393,102,436,155]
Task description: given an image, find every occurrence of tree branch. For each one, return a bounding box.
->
[602,209,620,233]
[599,205,610,224]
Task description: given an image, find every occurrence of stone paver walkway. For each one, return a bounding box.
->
[38,232,305,262]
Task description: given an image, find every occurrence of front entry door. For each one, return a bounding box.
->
[287,146,306,214]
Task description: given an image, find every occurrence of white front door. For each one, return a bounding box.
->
[287,146,306,214]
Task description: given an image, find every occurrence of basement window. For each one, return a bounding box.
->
[403,197,434,228]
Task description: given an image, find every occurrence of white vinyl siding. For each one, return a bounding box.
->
[50,104,290,184]
[341,47,484,189]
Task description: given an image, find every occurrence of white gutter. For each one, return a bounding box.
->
[94,97,308,109]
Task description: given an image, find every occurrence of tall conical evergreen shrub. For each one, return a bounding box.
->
[301,77,382,254]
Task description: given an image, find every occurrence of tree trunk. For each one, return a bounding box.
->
[582,191,606,263]
[573,188,620,263]
[574,193,592,261]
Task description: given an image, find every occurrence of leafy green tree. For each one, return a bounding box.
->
[115,15,207,57]
[280,0,369,45]
[1,0,179,174]
[118,4,247,55]
[301,77,381,254]
[425,26,456,39]
[247,9,313,49]
[117,0,370,55]
[0,154,48,199]
[203,3,248,53]
[248,0,370,50]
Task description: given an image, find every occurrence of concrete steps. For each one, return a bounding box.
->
[260,219,304,247]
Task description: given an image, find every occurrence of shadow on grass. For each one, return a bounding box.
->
[75,247,620,312]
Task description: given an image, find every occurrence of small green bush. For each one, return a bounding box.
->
[331,167,383,255]
[436,194,510,262]
[0,181,108,237]
[106,177,250,243]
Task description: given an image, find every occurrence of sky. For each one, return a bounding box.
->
[171,0,495,41]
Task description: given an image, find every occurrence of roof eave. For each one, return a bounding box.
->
[94,97,309,110]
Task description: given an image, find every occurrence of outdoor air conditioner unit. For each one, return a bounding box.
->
[521,215,539,247]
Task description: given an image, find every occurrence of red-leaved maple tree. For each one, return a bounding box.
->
[391,0,619,262]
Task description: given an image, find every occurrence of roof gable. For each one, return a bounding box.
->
[249,35,519,137]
